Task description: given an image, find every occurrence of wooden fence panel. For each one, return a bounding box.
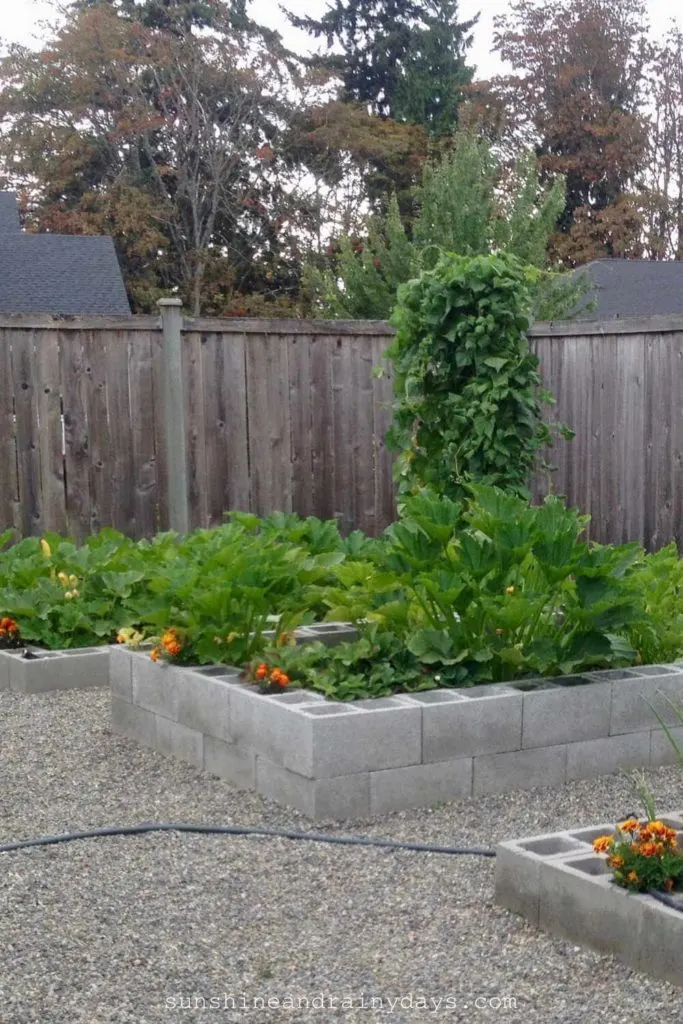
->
[2,311,683,549]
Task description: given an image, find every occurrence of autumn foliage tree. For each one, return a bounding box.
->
[0,3,307,313]
[493,0,652,265]
[645,27,683,260]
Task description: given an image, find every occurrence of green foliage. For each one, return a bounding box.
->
[626,543,683,665]
[287,0,476,134]
[307,133,580,321]
[2,494,683,698]
[385,251,571,501]
[304,196,415,320]
[315,487,647,688]
[247,627,432,700]
[0,515,353,657]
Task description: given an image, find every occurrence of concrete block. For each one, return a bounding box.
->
[298,622,359,647]
[131,654,181,718]
[262,689,327,706]
[494,842,542,925]
[226,682,260,748]
[634,895,683,987]
[314,773,371,819]
[109,645,132,701]
[507,678,560,692]
[650,726,683,767]
[254,755,314,816]
[538,855,639,961]
[255,756,370,820]
[111,696,157,746]
[203,735,256,789]
[423,691,523,762]
[310,703,422,778]
[9,648,109,693]
[495,814,683,989]
[251,697,316,775]
[404,690,468,704]
[370,759,473,815]
[566,731,651,781]
[473,744,567,797]
[609,671,683,735]
[585,668,643,682]
[0,650,11,690]
[175,670,233,742]
[154,715,203,770]
[521,681,611,749]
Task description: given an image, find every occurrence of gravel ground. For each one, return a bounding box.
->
[1,688,682,1024]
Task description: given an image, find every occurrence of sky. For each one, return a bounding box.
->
[2,0,683,78]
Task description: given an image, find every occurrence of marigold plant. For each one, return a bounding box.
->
[593,819,683,893]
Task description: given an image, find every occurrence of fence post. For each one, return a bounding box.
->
[158,298,189,534]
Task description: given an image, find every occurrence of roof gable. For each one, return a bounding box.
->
[0,192,131,316]
[574,259,683,320]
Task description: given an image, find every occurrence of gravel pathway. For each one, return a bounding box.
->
[1,688,681,1024]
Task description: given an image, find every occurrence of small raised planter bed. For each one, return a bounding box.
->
[495,812,683,987]
[0,646,110,694]
[110,644,683,819]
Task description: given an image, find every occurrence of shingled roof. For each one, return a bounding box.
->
[574,258,683,320]
[0,192,131,316]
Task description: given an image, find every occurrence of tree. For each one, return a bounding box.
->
[645,27,683,260]
[305,132,568,320]
[287,0,477,137]
[0,3,306,313]
[69,0,244,35]
[493,0,652,264]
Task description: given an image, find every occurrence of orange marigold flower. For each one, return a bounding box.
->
[627,870,639,884]
[270,668,283,683]
[618,818,640,834]
[150,647,161,662]
[639,841,662,858]
[593,835,615,854]
[275,673,290,687]
[166,641,182,657]
[606,855,624,870]
[255,664,268,680]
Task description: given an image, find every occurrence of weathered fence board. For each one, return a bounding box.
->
[1,311,683,549]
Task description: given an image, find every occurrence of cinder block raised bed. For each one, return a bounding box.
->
[110,648,683,819]
[495,811,683,988]
[0,646,109,694]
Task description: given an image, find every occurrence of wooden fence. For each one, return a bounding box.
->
[0,308,682,549]
[0,308,396,541]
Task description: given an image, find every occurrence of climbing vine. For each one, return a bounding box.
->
[385,252,573,500]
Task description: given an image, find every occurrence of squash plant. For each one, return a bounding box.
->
[319,487,646,685]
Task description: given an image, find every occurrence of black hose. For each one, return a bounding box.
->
[647,888,683,912]
[0,822,496,857]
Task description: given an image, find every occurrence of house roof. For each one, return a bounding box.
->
[0,192,131,316]
[574,258,683,320]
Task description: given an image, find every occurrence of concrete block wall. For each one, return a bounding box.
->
[0,647,109,693]
[111,649,683,820]
[495,811,683,988]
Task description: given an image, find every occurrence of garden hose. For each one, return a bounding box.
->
[0,821,496,857]
[2,824,681,917]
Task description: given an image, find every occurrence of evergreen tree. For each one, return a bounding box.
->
[287,0,477,137]
[304,133,571,320]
